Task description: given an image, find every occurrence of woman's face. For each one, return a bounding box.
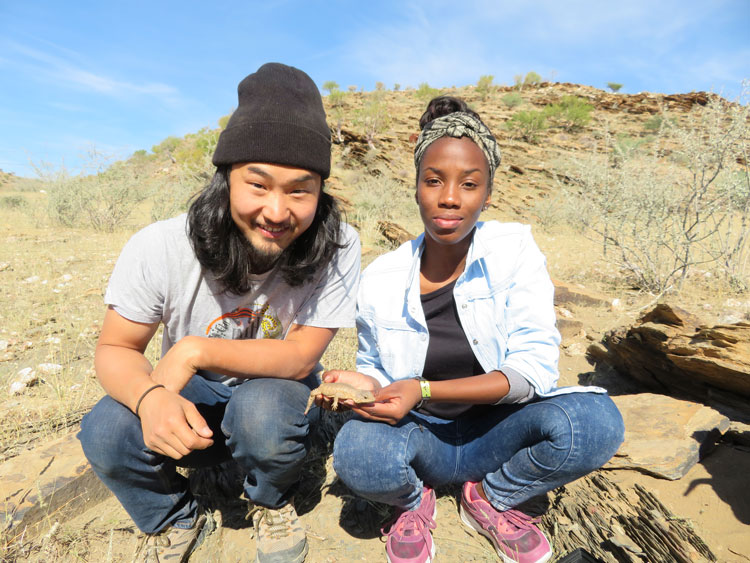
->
[416,136,491,249]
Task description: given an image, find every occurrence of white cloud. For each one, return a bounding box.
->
[4,40,181,105]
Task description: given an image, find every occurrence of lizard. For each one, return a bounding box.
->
[303,382,376,415]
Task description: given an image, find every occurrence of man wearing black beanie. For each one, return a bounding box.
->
[78,63,360,563]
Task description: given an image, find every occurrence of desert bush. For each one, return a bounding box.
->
[543,95,593,130]
[393,83,401,91]
[375,81,385,91]
[151,130,218,221]
[476,75,494,101]
[322,81,340,95]
[643,114,677,132]
[514,71,542,91]
[348,171,418,248]
[218,112,232,130]
[416,82,440,102]
[0,195,27,209]
[355,92,389,149]
[607,82,623,93]
[347,85,357,93]
[39,150,149,232]
[565,86,750,293]
[505,110,547,142]
[501,92,523,108]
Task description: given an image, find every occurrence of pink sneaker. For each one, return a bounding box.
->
[460,481,552,563]
[382,487,437,563]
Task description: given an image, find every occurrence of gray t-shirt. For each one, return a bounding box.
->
[105,214,360,385]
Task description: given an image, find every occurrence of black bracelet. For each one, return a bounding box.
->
[134,384,165,417]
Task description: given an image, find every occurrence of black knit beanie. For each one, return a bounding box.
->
[212,63,331,179]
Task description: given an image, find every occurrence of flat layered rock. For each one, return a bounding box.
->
[595,304,750,418]
[607,394,729,480]
[0,431,110,541]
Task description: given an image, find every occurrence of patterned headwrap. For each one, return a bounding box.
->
[414,112,501,183]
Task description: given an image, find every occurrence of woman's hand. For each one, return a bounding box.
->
[353,379,422,425]
[316,370,381,411]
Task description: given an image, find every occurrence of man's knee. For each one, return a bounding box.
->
[223,378,310,457]
[78,396,142,474]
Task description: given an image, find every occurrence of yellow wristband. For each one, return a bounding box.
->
[418,378,431,400]
[415,377,431,410]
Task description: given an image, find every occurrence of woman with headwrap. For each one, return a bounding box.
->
[324,96,624,563]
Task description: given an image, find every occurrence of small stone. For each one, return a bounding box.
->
[9,381,27,395]
[23,275,40,283]
[0,262,10,272]
[37,363,63,375]
[60,274,73,282]
[0,340,7,351]
[564,342,588,356]
[611,298,624,311]
[16,367,36,382]
[44,337,61,345]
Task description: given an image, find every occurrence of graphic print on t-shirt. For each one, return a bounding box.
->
[205,302,282,340]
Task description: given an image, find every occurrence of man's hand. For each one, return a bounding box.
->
[137,386,214,459]
[151,336,203,393]
[352,379,421,425]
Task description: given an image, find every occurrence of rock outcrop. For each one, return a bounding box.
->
[590,304,750,419]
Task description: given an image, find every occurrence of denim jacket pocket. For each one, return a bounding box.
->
[374,325,419,379]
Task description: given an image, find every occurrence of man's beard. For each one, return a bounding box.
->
[237,229,287,275]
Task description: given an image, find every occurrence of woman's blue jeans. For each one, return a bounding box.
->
[333,392,624,512]
[78,374,318,534]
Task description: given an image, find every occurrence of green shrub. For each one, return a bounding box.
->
[501,92,523,108]
[643,114,677,132]
[543,95,593,130]
[393,83,401,91]
[322,81,340,95]
[355,92,389,149]
[218,112,232,130]
[476,75,494,101]
[524,71,542,86]
[0,195,27,209]
[607,82,623,93]
[505,110,547,142]
[416,82,440,102]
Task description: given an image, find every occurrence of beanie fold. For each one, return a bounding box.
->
[213,122,330,179]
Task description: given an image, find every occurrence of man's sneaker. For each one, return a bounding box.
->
[133,510,215,563]
[381,487,437,563]
[460,481,552,563]
[249,503,308,563]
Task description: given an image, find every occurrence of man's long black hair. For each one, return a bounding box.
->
[187,165,343,293]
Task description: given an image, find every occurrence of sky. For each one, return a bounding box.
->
[1,0,748,177]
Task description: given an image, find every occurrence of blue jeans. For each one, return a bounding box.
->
[78,374,318,534]
[333,392,624,512]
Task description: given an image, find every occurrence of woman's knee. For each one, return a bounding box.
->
[553,393,625,470]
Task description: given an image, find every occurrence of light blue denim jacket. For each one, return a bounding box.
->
[356,221,605,398]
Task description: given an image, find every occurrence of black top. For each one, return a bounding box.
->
[418,279,492,419]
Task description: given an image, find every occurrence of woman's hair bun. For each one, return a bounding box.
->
[419,95,481,130]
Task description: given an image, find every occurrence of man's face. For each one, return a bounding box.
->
[228,162,321,265]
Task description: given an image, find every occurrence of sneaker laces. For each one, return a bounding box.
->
[381,506,436,541]
[499,508,540,532]
[133,529,171,561]
[247,505,294,540]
